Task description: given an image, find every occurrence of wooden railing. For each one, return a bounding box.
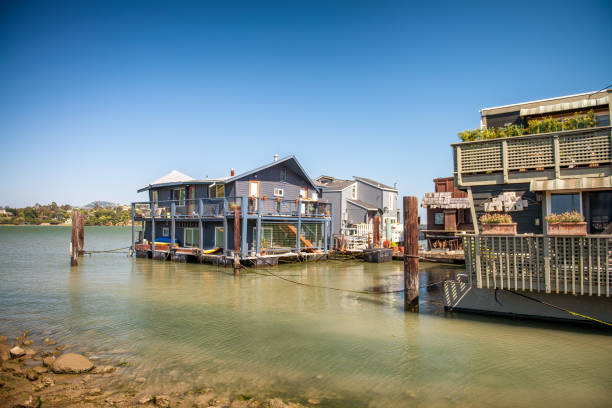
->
[463,234,611,296]
[452,127,612,186]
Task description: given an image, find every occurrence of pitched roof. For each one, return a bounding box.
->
[353,176,397,191]
[150,170,194,185]
[347,199,378,211]
[319,179,356,191]
[224,155,319,191]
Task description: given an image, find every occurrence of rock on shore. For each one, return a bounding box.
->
[51,353,94,374]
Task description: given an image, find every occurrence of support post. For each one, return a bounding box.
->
[151,202,156,255]
[223,198,228,256]
[241,196,248,259]
[297,198,302,253]
[234,205,240,275]
[131,203,135,253]
[467,187,479,235]
[374,215,381,247]
[198,199,203,252]
[70,210,79,266]
[170,202,176,253]
[256,197,262,255]
[329,202,334,250]
[323,220,328,253]
[543,235,551,293]
[553,135,561,180]
[502,140,509,183]
[403,196,419,311]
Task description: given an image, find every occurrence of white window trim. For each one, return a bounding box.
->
[184,227,199,247]
[215,227,224,247]
[544,191,583,230]
[274,187,284,197]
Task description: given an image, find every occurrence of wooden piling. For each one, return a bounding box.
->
[403,196,419,311]
[374,215,381,247]
[233,206,240,275]
[70,210,84,266]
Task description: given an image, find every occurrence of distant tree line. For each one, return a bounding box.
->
[0,203,131,226]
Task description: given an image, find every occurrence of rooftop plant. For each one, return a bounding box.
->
[458,110,598,142]
[544,211,584,223]
[479,213,513,224]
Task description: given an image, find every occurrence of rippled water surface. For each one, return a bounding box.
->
[0,226,611,407]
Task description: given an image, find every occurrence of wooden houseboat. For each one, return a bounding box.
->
[444,89,612,324]
[130,155,333,266]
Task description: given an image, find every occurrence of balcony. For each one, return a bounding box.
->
[452,126,612,187]
[132,197,332,221]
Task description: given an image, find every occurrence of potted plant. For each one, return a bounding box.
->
[480,213,517,235]
[545,211,586,235]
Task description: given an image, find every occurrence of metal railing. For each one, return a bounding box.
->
[463,234,611,296]
[452,127,612,185]
[132,197,331,219]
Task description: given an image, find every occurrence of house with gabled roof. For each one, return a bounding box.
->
[315,175,400,243]
[131,155,333,261]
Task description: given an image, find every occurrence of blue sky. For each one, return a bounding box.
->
[1,0,611,209]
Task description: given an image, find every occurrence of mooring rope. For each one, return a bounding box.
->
[502,288,612,327]
[81,246,131,254]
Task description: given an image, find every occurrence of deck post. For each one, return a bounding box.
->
[241,196,248,259]
[151,202,156,255]
[501,140,509,183]
[474,235,482,288]
[297,198,302,254]
[553,135,561,179]
[329,202,334,250]
[223,198,228,256]
[256,197,262,255]
[198,199,203,251]
[234,205,240,274]
[323,219,328,253]
[467,187,479,235]
[131,203,135,253]
[170,202,176,252]
[543,234,551,293]
[403,196,419,311]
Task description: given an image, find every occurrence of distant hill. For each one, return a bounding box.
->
[82,201,121,209]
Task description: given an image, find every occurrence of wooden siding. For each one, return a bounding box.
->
[470,183,542,234]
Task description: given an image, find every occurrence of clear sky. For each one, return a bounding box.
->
[1,0,611,209]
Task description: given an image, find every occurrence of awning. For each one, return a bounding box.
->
[530,176,612,192]
[520,96,608,116]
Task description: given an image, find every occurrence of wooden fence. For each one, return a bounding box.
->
[463,234,611,296]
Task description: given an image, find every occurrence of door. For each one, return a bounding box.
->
[249,181,260,212]
[215,227,224,247]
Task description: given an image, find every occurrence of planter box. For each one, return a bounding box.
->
[547,222,587,236]
[481,223,517,235]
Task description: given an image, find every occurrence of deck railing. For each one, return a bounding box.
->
[132,197,331,219]
[463,234,611,296]
[452,127,612,185]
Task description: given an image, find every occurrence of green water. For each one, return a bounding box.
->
[0,226,610,407]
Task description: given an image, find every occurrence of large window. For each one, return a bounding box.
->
[173,188,186,206]
[152,190,158,204]
[280,167,288,182]
[209,184,225,198]
[550,193,581,214]
[587,191,612,234]
[351,185,357,199]
[184,228,199,247]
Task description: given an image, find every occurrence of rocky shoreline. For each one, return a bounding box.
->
[0,331,317,408]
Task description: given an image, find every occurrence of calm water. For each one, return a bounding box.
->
[0,226,610,407]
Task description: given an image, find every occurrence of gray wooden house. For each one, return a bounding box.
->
[131,155,333,261]
[315,175,400,243]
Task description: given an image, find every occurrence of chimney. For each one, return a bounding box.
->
[273,154,279,162]
[394,182,397,189]
[230,168,235,176]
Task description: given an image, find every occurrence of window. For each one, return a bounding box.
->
[311,191,318,201]
[299,187,307,199]
[162,227,169,237]
[152,190,158,204]
[249,181,260,197]
[274,187,284,197]
[173,188,186,206]
[434,212,444,225]
[209,184,225,198]
[551,193,581,214]
[388,195,394,211]
[280,167,288,181]
[184,228,199,247]
[351,185,357,199]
